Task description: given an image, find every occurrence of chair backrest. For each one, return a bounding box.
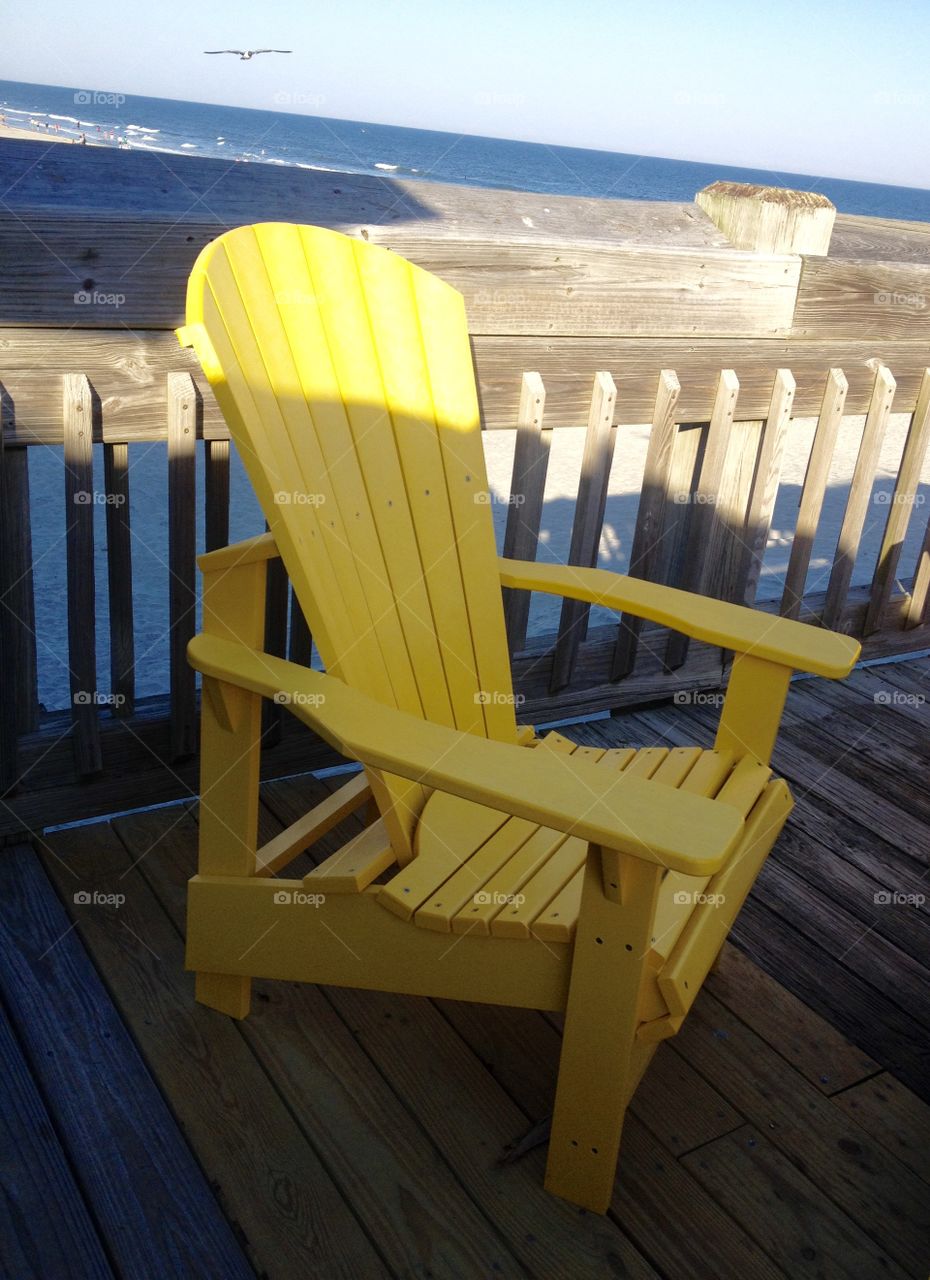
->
[184,223,519,851]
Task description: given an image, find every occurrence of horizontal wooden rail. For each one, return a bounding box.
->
[6,331,930,440]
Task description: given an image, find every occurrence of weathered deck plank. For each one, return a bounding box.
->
[7,657,930,1279]
[0,844,255,1280]
[0,998,114,1280]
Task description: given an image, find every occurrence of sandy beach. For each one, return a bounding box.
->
[0,121,74,142]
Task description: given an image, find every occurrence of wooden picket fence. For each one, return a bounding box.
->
[2,353,929,837]
[2,149,930,836]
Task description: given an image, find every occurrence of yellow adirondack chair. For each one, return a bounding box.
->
[177,222,860,1213]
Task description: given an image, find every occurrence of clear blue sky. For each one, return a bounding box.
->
[3,0,929,187]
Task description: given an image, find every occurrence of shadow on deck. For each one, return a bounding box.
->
[2,658,929,1278]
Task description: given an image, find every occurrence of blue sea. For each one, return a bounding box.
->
[2,78,930,217]
[2,80,929,714]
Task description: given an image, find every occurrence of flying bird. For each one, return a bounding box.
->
[204,49,292,60]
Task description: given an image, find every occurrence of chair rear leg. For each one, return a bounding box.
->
[545,848,662,1213]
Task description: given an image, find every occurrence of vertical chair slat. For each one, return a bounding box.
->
[737,370,795,606]
[611,370,680,679]
[550,373,617,692]
[502,372,549,653]
[204,438,230,552]
[103,442,134,716]
[865,368,930,635]
[664,370,738,671]
[167,372,197,760]
[822,365,896,631]
[63,374,101,776]
[780,368,847,619]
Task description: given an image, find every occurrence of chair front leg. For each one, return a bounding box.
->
[192,559,268,1018]
[545,845,663,1213]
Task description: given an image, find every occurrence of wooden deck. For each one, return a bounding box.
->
[2,657,929,1279]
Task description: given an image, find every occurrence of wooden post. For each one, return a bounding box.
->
[696,182,836,255]
[780,370,847,619]
[822,365,896,630]
[611,371,680,679]
[63,374,102,776]
[550,373,617,692]
[503,372,549,653]
[103,442,134,716]
[0,430,39,791]
[167,373,198,760]
[738,370,795,606]
[664,371,738,671]
[204,438,230,553]
[865,369,930,635]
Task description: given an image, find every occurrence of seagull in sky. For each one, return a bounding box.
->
[204,49,292,60]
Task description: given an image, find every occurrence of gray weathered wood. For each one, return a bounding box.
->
[780,369,847,619]
[737,370,795,605]
[63,374,101,775]
[822,365,896,630]
[865,368,930,634]
[611,371,680,679]
[664,370,739,670]
[792,257,930,339]
[0,216,800,336]
[0,437,38,737]
[905,513,930,629]
[0,138,730,247]
[697,182,835,255]
[166,373,197,760]
[502,372,549,651]
[203,438,230,552]
[5,329,930,440]
[550,373,616,691]
[102,442,133,715]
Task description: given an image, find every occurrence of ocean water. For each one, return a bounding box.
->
[2,78,930,217]
[3,79,929,713]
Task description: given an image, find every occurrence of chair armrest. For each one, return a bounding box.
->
[197,531,280,575]
[499,558,860,679]
[188,634,743,876]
